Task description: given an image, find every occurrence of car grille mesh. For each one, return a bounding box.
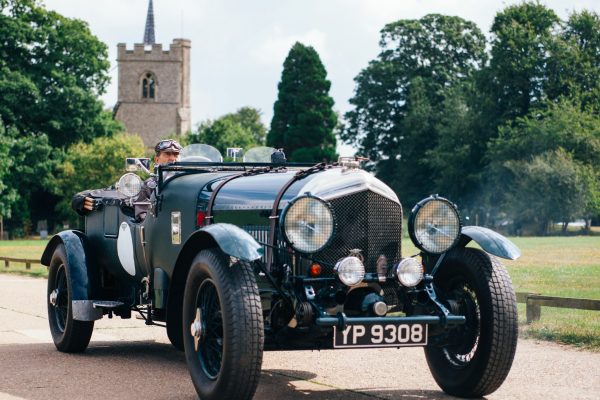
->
[313,190,402,274]
[244,190,402,273]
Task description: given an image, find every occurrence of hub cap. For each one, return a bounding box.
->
[190,308,203,352]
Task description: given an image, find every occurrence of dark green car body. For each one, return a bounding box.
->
[42,151,521,399]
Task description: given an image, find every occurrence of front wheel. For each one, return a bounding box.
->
[183,249,264,400]
[424,248,518,397]
[47,244,94,352]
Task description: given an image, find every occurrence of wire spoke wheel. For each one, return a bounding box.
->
[47,243,94,353]
[52,264,69,332]
[195,279,223,379]
[183,249,264,400]
[442,281,481,366]
[424,248,518,398]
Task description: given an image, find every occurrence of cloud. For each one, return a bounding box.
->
[254,28,328,66]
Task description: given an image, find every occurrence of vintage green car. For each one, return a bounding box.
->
[41,144,520,399]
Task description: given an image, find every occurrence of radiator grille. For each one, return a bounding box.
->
[243,190,402,274]
[313,191,402,273]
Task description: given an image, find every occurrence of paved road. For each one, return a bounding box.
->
[1,274,599,399]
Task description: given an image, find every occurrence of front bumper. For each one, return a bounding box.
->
[315,312,466,330]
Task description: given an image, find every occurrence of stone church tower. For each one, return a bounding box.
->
[114,0,191,147]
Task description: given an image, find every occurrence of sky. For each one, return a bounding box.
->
[43,0,598,155]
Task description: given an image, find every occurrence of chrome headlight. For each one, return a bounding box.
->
[116,173,143,198]
[334,256,365,286]
[281,195,334,253]
[408,195,461,254]
[395,258,424,287]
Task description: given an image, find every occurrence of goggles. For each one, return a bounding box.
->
[155,139,183,153]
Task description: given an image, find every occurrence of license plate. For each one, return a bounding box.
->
[333,323,428,348]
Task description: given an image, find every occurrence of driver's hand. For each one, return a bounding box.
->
[83,197,101,211]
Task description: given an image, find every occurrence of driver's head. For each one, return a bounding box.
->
[154,139,182,165]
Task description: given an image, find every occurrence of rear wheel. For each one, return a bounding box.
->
[47,244,94,352]
[424,247,517,397]
[183,249,263,400]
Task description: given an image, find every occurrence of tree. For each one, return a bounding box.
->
[486,100,600,231]
[0,0,123,235]
[189,118,258,159]
[489,100,600,167]
[0,121,18,221]
[54,133,146,226]
[0,0,121,147]
[502,149,592,235]
[227,107,267,145]
[546,10,600,112]
[268,42,337,162]
[342,14,486,206]
[187,107,267,158]
[483,2,560,123]
[2,129,58,236]
[424,82,483,210]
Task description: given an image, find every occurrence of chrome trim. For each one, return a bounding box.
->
[298,168,399,204]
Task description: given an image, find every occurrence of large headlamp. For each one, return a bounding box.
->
[281,195,334,253]
[116,173,143,198]
[408,195,461,254]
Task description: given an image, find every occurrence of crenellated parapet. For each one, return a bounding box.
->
[117,39,191,62]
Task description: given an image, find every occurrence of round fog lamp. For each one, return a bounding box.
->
[116,173,143,198]
[395,258,424,287]
[334,256,365,286]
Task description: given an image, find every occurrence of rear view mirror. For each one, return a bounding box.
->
[126,158,151,173]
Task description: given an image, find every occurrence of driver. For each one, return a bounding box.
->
[71,139,183,215]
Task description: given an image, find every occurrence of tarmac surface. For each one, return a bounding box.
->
[1,274,599,399]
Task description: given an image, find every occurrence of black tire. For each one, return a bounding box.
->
[166,312,184,351]
[183,249,264,400]
[47,244,94,353]
[424,247,518,397]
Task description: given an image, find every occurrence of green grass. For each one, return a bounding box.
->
[507,236,600,351]
[0,239,48,277]
[2,236,600,349]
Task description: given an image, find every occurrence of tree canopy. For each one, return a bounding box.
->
[268,42,337,162]
[0,0,121,147]
[187,107,267,158]
[53,133,146,226]
[0,0,123,234]
[343,4,600,232]
[342,14,486,206]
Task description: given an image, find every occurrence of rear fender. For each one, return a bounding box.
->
[41,231,102,321]
[459,226,521,260]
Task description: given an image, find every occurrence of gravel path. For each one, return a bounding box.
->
[1,274,598,399]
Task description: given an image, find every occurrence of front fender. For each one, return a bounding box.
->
[198,223,263,262]
[41,231,90,300]
[460,226,521,260]
[41,231,102,321]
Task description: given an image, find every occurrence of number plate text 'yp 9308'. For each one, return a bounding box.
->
[333,323,428,348]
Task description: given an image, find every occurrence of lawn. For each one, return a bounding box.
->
[2,235,599,349]
[0,239,48,277]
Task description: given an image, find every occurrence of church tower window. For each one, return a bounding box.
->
[142,72,156,99]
